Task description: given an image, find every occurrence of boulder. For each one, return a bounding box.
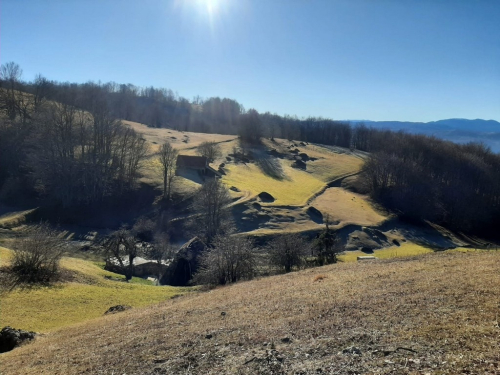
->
[0,327,36,353]
[291,159,306,169]
[307,206,323,223]
[258,192,275,202]
[161,237,206,286]
[104,305,132,315]
[307,206,322,217]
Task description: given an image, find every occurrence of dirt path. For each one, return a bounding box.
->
[305,171,360,206]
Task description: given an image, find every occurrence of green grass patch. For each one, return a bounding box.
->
[338,242,434,262]
[222,162,325,206]
[0,247,192,332]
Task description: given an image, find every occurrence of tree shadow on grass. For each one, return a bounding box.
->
[250,143,287,180]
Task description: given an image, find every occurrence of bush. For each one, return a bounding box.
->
[194,235,255,285]
[269,233,311,273]
[12,224,65,283]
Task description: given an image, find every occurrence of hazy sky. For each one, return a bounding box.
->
[2,0,499,122]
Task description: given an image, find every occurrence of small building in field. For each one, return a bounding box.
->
[105,256,170,278]
[176,155,221,178]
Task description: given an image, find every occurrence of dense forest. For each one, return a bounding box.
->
[1,62,499,238]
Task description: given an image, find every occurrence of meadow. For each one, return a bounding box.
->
[0,247,191,332]
[2,250,498,374]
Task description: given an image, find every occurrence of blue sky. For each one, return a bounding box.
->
[2,0,499,122]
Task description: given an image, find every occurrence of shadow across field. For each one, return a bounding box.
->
[247,142,286,180]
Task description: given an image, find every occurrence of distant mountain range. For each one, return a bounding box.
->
[348,119,500,152]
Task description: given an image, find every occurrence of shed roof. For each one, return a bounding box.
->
[176,155,208,169]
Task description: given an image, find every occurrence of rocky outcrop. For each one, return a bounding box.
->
[160,237,206,286]
[0,326,36,353]
[104,305,132,315]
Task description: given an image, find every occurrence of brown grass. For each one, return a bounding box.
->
[309,187,388,227]
[2,251,499,374]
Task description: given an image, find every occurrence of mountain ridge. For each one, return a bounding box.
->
[348,118,500,151]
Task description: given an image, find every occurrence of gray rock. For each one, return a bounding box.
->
[104,305,132,315]
[0,326,36,353]
[342,346,362,355]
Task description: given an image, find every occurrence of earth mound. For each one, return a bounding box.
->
[258,192,275,202]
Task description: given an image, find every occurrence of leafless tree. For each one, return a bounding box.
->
[239,108,263,144]
[0,62,23,120]
[148,232,175,284]
[268,233,311,273]
[103,227,137,281]
[12,223,65,283]
[197,141,221,162]
[158,141,178,200]
[193,178,232,243]
[194,235,255,285]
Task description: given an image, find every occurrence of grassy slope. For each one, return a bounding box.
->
[222,162,325,206]
[2,251,499,374]
[126,123,382,236]
[338,241,434,262]
[310,187,388,227]
[0,247,191,332]
[0,209,37,229]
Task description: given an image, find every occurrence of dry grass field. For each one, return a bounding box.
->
[310,187,388,227]
[0,247,192,332]
[124,123,381,237]
[123,120,237,154]
[338,241,434,262]
[2,251,499,374]
[0,208,37,229]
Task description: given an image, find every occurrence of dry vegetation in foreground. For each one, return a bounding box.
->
[2,251,499,374]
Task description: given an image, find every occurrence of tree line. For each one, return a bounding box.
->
[361,132,500,237]
[1,61,499,238]
[0,62,148,216]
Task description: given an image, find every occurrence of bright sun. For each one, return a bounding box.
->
[195,0,224,16]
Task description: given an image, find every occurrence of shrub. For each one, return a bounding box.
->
[194,235,255,285]
[269,233,311,273]
[12,224,65,283]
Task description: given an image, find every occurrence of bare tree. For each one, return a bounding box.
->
[148,232,174,284]
[197,141,221,162]
[239,108,263,144]
[193,178,232,244]
[158,141,178,201]
[0,62,23,120]
[103,227,137,281]
[269,233,311,273]
[194,235,255,285]
[12,223,65,283]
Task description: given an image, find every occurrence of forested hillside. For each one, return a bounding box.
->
[1,61,499,238]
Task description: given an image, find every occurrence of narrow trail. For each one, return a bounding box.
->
[305,171,361,206]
